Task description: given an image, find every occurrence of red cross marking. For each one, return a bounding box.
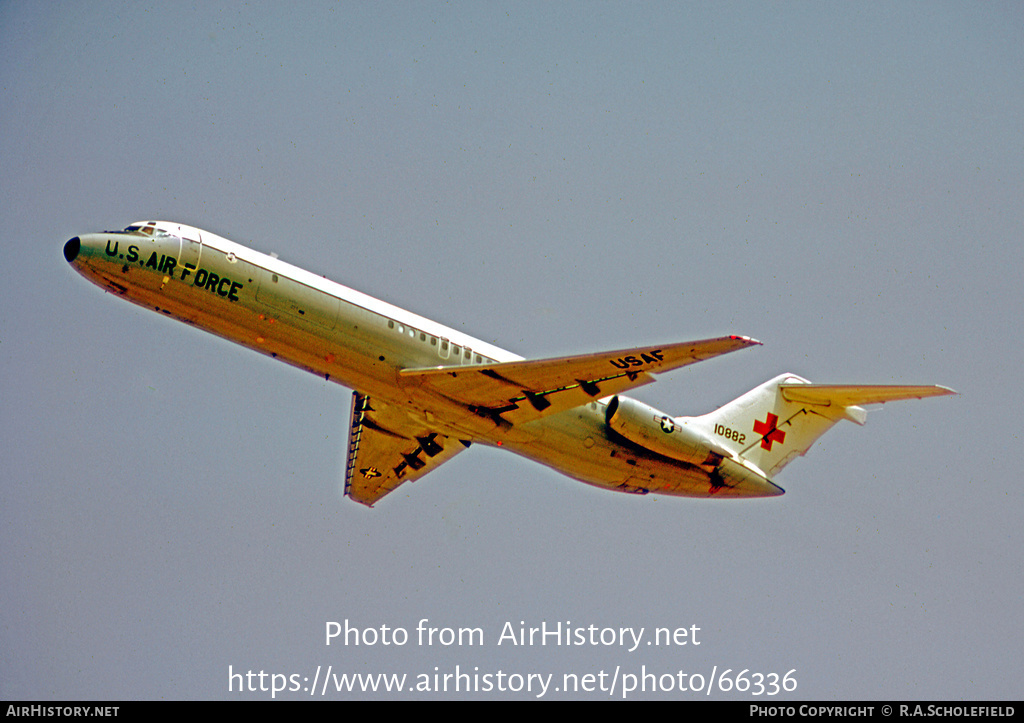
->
[753,412,786,451]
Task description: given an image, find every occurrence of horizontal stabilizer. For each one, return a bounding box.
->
[779,383,957,408]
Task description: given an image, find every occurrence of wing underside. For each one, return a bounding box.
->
[344,392,467,507]
[399,335,761,427]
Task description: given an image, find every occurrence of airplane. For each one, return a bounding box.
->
[63,221,955,507]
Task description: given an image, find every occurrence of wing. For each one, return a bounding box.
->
[344,392,468,507]
[399,335,760,427]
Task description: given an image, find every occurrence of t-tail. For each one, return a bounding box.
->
[677,373,956,478]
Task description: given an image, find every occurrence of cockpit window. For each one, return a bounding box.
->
[124,222,159,236]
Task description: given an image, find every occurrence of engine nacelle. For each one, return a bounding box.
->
[606,396,729,468]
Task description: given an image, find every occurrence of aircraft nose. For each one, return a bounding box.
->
[63,236,81,263]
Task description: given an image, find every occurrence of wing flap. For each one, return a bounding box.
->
[399,335,760,426]
[344,392,467,507]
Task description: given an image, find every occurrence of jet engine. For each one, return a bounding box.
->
[605,395,729,468]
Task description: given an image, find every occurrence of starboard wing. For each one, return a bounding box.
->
[398,335,761,427]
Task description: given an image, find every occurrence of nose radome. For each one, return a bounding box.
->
[63,237,80,263]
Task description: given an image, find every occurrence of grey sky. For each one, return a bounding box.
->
[2,1,1021,699]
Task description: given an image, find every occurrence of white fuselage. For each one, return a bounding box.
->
[64,221,779,499]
